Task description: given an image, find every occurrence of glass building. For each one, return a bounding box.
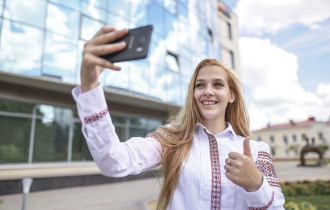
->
[0,0,238,183]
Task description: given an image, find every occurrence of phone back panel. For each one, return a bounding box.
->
[101,25,153,63]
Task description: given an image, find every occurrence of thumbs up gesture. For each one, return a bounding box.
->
[224,137,263,192]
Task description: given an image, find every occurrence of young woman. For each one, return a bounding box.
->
[72,27,285,210]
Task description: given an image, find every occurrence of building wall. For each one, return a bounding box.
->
[253,121,330,159]
[217,1,240,75]
[0,0,240,175]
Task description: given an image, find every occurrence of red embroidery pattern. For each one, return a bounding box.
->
[204,130,221,210]
[256,151,280,188]
[83,107,109,124]
[249,191,274,210]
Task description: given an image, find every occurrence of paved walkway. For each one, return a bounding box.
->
[0,161,329,210]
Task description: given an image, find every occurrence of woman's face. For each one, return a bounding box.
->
[193,65,235,124]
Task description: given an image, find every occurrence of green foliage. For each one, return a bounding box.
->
[284,201,300,210]
[299,202,317,210]
[284,181,330,210]
[0,144,26,162]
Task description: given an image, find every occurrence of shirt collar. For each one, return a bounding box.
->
[196,122,238,141]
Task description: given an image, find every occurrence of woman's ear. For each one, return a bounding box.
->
[229,90,236,104]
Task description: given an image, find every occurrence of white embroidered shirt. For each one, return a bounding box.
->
[72,85,285,210]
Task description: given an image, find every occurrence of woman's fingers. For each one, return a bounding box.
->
[83,53,122,70]
[92,26,116,39]
[84,41,127,56]
[90,28,128,46]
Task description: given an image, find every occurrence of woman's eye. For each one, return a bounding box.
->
[195,83,204,88]
[215,82,223,87]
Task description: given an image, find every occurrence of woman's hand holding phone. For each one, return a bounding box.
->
[80,27,128,93]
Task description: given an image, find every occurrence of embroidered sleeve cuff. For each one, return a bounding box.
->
[72,85,108,124]
[244,176,274,209]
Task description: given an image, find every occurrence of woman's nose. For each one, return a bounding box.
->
[203,85,215,96]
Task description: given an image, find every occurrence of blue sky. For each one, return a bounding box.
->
[222,0,330,129]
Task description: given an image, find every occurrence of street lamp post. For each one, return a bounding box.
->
[22,178,33,210]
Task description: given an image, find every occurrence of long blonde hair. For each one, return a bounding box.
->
[154,59,250,210]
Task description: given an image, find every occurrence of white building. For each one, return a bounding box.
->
[253,117,330,160]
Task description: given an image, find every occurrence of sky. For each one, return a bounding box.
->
[221,0,330,130]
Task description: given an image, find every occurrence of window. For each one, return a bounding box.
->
[166,51,180,72]
[257,136,262,142]
[292,134,297,142]
[271,148,276,156]
[318,132,324,140]
[164,0,177,14]
[283,135,288,145]
[4,0,46,28]
[270,135,274,143]
[301,133,307,141]
[42,32,78,83]
[80,15,104,41]
[0,20,43,76]
[46,3,79,38]
[207,28,213,42]
[0,115,31,163]
[227,22,232,40]
[229,50,235,69]
[71,122,93,161]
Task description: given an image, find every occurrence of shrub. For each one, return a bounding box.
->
[284,201,299,210]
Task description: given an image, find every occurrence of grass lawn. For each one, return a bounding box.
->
[285,195,330,209]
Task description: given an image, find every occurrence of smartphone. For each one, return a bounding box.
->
[101,25,153,63]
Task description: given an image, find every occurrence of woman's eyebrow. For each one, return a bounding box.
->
[196,78,225,82]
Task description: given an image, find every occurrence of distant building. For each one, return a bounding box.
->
[253,117,330,159]
[217,1,240,74]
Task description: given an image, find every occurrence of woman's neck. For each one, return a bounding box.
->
[202,120,226,135]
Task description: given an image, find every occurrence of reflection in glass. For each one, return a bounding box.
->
[46,3,79,38]
[178,2,188,22]
[0,99,34,114]
[33,105,72,162]
[166,71,182,104]
[80,15,104,41]
[129,128,147,138]
[0,0,3,16]
[49,0,79,10]
[179,56,192,77]
[130,117,147,126]
[148,34,166,67]
[0,20,43,75]
[0,116,30,163]
[149,3,164,37]
[105,62,130,90]
[4,0,46,28]
[165,52,179,72]
[149,65,167,101]
[72,122,92,161]
[147,119,163,132]
[129,0,149,28]
[108,0,130,17]
[129,61,149,95]
[83,0,107,8]
[81,1,107,22]
[43,32,78,83]
[111,115,126,124]
[165,11,179,53]
[164,0,177,14]
[115,126,126,142]
[108,13,129,29]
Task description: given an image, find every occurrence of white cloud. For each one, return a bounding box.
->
[240,37,330,130]
[235,0,330,35]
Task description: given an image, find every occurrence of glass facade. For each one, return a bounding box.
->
[0,0,221,105]
[0,99,164,164]
[0,0,222,165]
